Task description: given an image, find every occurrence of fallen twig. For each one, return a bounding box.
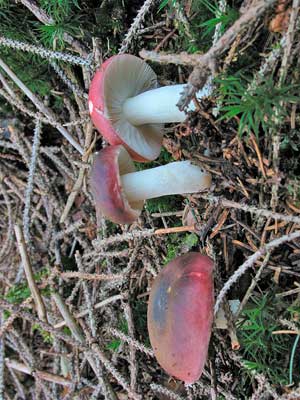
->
[0,36,91,67]
[198,194,300,225]
[119,0,156,54]
[93,229,155,248]
[60,271,123,281]
[107,328,154,357]
[235,253,271,319]
[54,294,124,329]
[154,225,195,234]
[52,293,119,400]
[214,230,300,315]
[5,359,72,387]
[0,314,4,399]
[140,0,277,110]
[23,120,42,244]
[14,224,48,322]
[0,58,84,155]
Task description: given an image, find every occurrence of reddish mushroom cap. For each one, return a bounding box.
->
[147,252,214,384]
[90,145,143,225]
[88,54,163,162]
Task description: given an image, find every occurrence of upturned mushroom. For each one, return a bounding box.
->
[90,145,211,225]
[147,252,214,384]
[88,54,211,162]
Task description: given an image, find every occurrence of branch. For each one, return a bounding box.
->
[150,384,185,400]
[107,328,154,357]
[140,0,277,110]
[198,194,300,225]
[60,271,124,281]
[0,314,4,399]
[214,230,300,315]
[0,36,91,67]
[279,0,300,85]
[52,292,124,400]
[0,58,84,154]
[23,120,42,243]
[14,224,48,322]
[119,0,156,54]
[93,229,155,248]
[0,298,136,399]
[5,359,72,387]
[54,294,124,329]
[0,183,13,262]
[60,122,95,224]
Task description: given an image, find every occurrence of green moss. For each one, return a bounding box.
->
[106,317,128,352]
[4,268,49,304]
[163,233,199,264]
[5,283,31,305]
[32,323,54,344]
[237,293,294,386]
[182,232,198,248]
[145,196,178,214]
[62,326,72,336]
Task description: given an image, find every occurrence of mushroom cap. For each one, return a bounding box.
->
[88,54,163,162]
[147,252,214,384]
[90,145,143,225]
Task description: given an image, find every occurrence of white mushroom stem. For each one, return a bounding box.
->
[123,84,212,125]
[120,161,211,203]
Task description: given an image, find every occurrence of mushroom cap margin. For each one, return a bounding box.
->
[88,54,163,162]
[90,145,143,225]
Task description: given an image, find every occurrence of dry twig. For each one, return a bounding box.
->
[141,0,277,109]
[5,359,72,387]
[119,0,156,54]
[0,58,84,154]
[14,224,48,322]
[215,230,300,314]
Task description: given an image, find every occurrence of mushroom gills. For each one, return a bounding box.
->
[120,161,211,203]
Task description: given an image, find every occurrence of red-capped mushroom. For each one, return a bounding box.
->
[90,145,143,225]
[90,145,211,225]
[147,252,214,384]
[88,54,211,162]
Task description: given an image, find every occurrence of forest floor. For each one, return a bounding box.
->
[0,0,300,399]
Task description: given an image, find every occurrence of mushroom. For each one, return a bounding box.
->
[90,145,211,225]
[147,252,214,384]
[88,54,211,162]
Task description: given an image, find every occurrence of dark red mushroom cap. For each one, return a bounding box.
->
[147,252,214,384]
[90,145,143,225]
[88,54,163,162]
